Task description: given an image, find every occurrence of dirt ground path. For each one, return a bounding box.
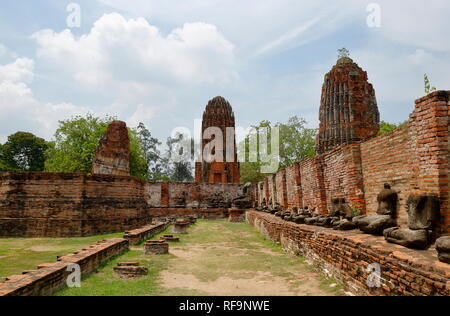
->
[157,220,343,296]
[57,220,343,296]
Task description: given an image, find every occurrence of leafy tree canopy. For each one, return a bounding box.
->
[135,122,165,181]
[378,121,407,136]
[239,116,317,183]
[45,114,149,179]
[0,132,48,172]
[164,133,194,183]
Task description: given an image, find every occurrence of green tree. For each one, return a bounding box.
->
[240,162,266,183]
[45,114,149,179]
[135,122,164,181]
[239,116,317,183]
[129,128,150,180]
[278,116,316,168]
[164,133,194,183]
[378,121,407,136]
[0,132,48,171]
[0,144,13,171]
[45,114,111,173]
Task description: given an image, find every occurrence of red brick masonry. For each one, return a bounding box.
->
[124,222,168,245]
[0,238,129,296]
[255,91,450,234]
[247,211,450,296]
[0,172,243,237]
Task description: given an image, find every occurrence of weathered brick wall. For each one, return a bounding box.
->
[409,91,450,234]
[299,157,327,214]
[0,238,129,296]
[323,144,365,213]
[360,125,413,225]
[0,173,244,237]
[267,174,276,207]
[275,169,288,208]
[247,211,450,296]
[124,222,169,245]
[285,163,302,209]
[149,208,231,221]
[0,173,150,237]
[255,91,450,234]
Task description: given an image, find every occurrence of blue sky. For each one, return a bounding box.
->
[0,0,449,143]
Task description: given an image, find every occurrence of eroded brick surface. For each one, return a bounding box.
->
[195,96,240,184]
[0,173,245,237]
[248,211,450,296]
[0,238,129,296]
[254,91,450,235]
[316,57,380,154]
[92,121,130,176]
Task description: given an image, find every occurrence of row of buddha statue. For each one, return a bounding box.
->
[255,184,450,264]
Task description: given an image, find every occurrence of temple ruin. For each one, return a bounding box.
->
[92,120,131,176]
[316,56,380,154]
[195,96,240,184]
[1,55,449,297]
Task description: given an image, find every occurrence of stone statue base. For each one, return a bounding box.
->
[383,227,432,250]
[436,237,450,264]
[333,219,357,231]
[353,214,396,235]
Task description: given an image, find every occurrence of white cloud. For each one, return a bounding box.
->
[32,13,237,87]
[0,58,34,83]
[97,0,363,55]
[127,103,157,128]
[0,57,92,142]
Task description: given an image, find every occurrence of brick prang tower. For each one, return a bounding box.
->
[316,56,380,154]
[195,96,240,184]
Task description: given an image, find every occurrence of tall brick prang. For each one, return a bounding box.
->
[196,96,240,184]
[92,121,130,176]
[316,56,380,154]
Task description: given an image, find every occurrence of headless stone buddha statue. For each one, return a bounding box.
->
[353,184,398,235]
[377,184,398,216]
[331,198,357,231]
[384,195,440,250]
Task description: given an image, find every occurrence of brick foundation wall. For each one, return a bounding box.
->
[124,222,169,245]
[149,208,231,221]
[247,211,450,296]
[0,238,129,296]
[0,173,150,237]
[0,173,244,237]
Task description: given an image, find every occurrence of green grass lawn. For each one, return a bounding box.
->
[0,232,122,279]
[56,220,344,296]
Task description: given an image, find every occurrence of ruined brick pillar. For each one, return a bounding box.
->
[316,56,380,154]
[409,91,450,234]
[195,96,240,184]
[92,121,130,176]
